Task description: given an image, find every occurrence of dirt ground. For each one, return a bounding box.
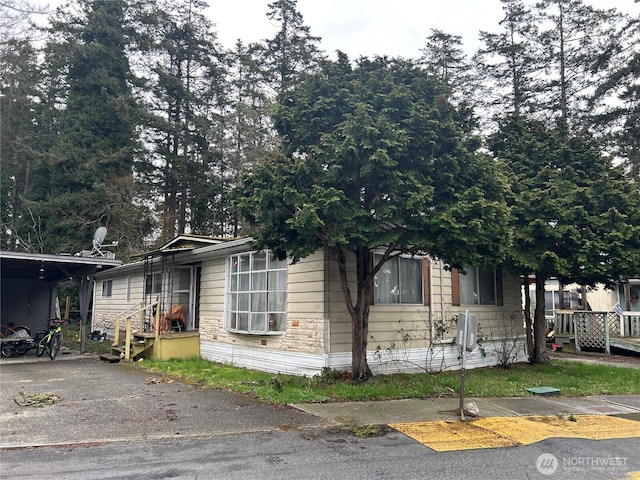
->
[550,349,640,368]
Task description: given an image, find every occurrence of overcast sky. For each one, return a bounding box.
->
[29,0,640,59]
[206,0,640,59]
[206,0,503,58]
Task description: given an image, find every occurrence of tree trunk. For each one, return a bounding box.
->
[523,275,534,358]
[558,3,567,122]
[532,275,550,364]
[335,247,373,382]
[351,306,372,382]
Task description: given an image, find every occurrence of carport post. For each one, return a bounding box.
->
[77,268,96,354]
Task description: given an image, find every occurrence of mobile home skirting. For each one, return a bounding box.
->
[199,338,528,376]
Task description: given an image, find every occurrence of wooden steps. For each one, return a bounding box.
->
[99,353,121,363]
[109,333,156,360]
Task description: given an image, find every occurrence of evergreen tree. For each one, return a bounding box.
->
[535,0,624,128]
[25,0,147,254]
[235,56,512,380]
[0,38,45,250]
[420,29,479,137]
[264,0,324,94]
[222,40,278,236]
[130,0,227,242]
[590,13,640,182]
[489,114,640,364]
[473,0,542,124]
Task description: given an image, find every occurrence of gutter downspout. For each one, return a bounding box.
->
[440,260,446,326]
[324,249,331,368]
[428,256,434,341]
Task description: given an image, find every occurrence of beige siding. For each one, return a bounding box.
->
[328,257,524,354]
[287,251,326,319]
[198,257,226,317]
[94,242,525,375]
[93,271,146,332]
[198,250,329,358]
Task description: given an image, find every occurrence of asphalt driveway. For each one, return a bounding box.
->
[0,355,324,449]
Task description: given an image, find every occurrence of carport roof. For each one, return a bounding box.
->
[0,250,121,283]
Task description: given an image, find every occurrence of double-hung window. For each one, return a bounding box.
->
[102,280,113,297]
[126,276,132,302]
[227,251,287,334]
[459,267,496,305]
[544,291,560,318]
[374,254,423,304]
[145,272,162,296]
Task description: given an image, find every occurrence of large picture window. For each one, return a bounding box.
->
[226,251,287,334]
[460,267,496,305]
[374,254,423,304]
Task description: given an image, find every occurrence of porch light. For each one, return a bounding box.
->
[38,262,45,280]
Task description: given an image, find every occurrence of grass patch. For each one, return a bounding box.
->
[328,419,392,438]
[61,324,112,355]
[135,358,640,405]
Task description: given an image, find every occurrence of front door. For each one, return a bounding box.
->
[169,266,199,330]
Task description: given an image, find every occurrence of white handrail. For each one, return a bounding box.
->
[116,301,159,319]
[114,301,160,347]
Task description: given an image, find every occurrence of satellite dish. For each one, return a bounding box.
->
[91,227,108,257]
[94,227,107,245]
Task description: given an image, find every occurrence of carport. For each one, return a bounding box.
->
[0,251,121,349]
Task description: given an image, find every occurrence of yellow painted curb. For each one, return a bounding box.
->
[391,415,640,452]
[480,415,640,444]
[390,420,517,452]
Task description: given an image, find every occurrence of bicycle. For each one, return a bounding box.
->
[35,320,63,360]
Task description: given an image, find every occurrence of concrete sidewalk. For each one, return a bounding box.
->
[294,351,640,425]
[292,394,640,426]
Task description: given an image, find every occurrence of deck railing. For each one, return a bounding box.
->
[554,309,640,354]
[114,301,161,361]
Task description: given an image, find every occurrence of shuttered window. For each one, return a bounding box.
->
[452,267,503,306]
[373,254,423,304]
[422,257,431,306]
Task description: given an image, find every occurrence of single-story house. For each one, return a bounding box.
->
[92,235,527,375]
[526,279,640,321]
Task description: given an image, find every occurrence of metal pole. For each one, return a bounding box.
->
[459,309,469,421]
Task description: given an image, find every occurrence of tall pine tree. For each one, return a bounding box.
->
[489,115,640,364]
[0,38,45,251]
[130,0,227,242]
[26,0,145,254]
[264,0,324,95]
[535,0,625,129]
[473,0,542,124]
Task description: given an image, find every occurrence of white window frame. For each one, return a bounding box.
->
[145,272,162,296]
[544,290,560,318]
[102,280,113,297]
[126,276,132,302]
[460,267,497,306]
[226,251,287,334]
[373,254,423,305]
